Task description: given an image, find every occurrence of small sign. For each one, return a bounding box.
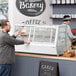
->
[39,61,59,76]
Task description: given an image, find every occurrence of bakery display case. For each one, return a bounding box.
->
[15,25,67,56]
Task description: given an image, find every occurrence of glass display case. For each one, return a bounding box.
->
[15,25,67,56]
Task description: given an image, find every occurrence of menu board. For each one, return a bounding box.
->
[39,61,59,76]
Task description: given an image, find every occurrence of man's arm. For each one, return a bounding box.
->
[3,34,26,46]
[67,26,74,39]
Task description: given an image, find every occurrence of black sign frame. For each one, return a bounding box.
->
[38,61,60,76]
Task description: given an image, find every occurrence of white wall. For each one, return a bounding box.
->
[8,0,52,34]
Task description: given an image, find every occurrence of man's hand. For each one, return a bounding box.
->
[24,40,30,44]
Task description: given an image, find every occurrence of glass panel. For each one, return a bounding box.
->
[15,26,56,43]
[57,26,66,46]
[15,26,34,41]
[33,27,56,43]
[33,27,50,42]
[50,28,56,43]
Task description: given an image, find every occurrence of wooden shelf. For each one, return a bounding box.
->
[50,14,76,18]
[51,0,76,5]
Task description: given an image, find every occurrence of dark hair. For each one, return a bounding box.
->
[63,15,71,21]
[1,20,9,28]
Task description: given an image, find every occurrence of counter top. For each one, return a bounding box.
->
[15,52,76,61]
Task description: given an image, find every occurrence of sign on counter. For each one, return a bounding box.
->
[39,61,59,76]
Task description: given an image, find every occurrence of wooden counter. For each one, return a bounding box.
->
[11,53,76,76]
[15,52,76,61]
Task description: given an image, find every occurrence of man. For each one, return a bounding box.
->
[62,15,75,50]
[0,20,30,76]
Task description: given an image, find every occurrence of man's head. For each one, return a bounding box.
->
[63,15,71,24]
[1,20,11,32]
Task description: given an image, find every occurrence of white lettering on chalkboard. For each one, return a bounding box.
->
[41,65,54,71]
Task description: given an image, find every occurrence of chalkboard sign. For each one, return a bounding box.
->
[38,61,59,76]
